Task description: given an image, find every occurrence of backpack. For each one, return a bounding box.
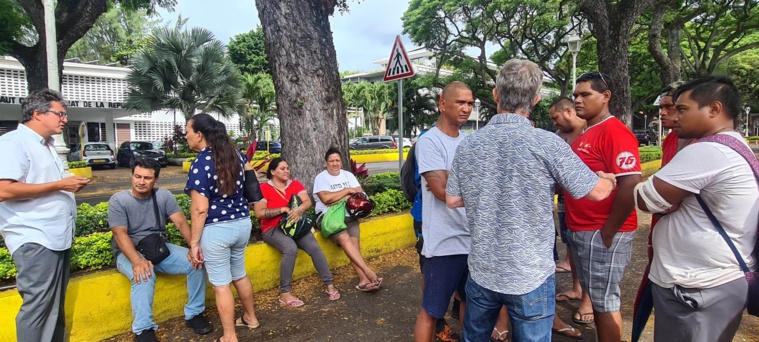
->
[400,144,420,202]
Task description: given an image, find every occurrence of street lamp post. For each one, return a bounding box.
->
[567,34,583,90]
[746,107,752,137]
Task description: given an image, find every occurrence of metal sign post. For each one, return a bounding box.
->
[383,35,415,174]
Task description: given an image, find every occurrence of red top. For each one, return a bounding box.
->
[660,133,679,168]
[564,117,640,232]
[259,180,307,233]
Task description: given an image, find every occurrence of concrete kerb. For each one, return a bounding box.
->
[0,212,415,341]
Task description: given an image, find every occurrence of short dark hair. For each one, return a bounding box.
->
[673,76,742,119]
[131,157,161,178]
[266,157,287,179]
[324,147,341,161]
[660,81,685,98]
[576,71,614,97]
[20,89,66,123]
[549,97,574,112]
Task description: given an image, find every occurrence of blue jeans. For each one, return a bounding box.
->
[463,274,555,342]
[116,243,207,334]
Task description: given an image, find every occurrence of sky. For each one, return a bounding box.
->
[157,0,416,73]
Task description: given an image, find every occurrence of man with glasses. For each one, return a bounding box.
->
[564,72,641,342]
[0,89,90,341]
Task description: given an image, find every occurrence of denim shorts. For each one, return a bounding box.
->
[200,218,252,286]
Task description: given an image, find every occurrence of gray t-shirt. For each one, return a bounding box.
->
[416,127,470,257]
[108,188,182,256]
[446,114,598,295]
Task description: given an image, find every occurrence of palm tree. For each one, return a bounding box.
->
[124,26,243,123]
[240,73,277,141]
[343,81,393,134]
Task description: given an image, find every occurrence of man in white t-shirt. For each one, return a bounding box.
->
[635,75,758,342]
[413,81,473,342]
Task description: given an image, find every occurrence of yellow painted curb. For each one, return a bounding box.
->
[0,213,415,341]
[69,167,92,179]
[641,159,662,177]
[351,152,409,164]
[182,161,192,173]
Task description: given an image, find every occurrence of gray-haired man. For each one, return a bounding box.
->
[445,59,616,342]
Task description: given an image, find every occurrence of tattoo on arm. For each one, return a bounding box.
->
[265,208,281,219]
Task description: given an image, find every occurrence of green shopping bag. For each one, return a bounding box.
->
[320,199,347,238]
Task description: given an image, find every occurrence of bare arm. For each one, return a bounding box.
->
[188,190,209,247]
[316,187,359,206]
[446,194,464,208]
[111,226,153,283]
[422,170,448,201]
[583,172,617,201]
[635,177,690,213]
[599,174,641,247]
[168,211,192,246]
[0,177,90,202]
[253,200,288,220]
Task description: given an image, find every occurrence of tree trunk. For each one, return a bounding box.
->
[255,0,349,193]
[580,0,654,127]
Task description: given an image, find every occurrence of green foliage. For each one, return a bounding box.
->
[69,232,115,272]
[0,0,28,55]
[125,25,243,123]
[66,4,158,65]
[166,152,198,159]
[368,189,412,217]
[75,202,111,236]
[228,27,270,75]
[386,75,440,135]
[68,161,88,169]
[240,73,277,141]
[361,172,402,196]
[174,194,191,221]
[0,247,16,281]
[342,81,394,135]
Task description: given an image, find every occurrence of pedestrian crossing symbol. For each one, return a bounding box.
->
[383,35,416,82]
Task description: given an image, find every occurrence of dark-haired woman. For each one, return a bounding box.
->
[313,147,382,292]
[253,158,340,307]
[185,114,258,342]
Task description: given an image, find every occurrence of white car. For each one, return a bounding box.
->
[395,137,412,148]
[70,142,116,169]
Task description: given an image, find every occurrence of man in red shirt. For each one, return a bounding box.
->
[564,72,641,342]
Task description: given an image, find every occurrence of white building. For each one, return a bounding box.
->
[0,56,244,149]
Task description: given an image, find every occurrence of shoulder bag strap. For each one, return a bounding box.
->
[695,194,750,273]
[151,189,163,231]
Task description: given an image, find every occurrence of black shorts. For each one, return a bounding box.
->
[414,220,424,272]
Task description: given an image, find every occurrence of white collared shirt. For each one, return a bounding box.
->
[0,124,77,255]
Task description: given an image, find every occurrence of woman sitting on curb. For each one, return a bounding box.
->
[313,147,382,292]
[253,158,340,307]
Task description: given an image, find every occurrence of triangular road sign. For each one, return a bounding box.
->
[383,35,415,82]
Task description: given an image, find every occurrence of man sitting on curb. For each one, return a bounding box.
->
[108,158,211,342]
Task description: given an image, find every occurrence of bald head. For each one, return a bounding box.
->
[441,81,472,101]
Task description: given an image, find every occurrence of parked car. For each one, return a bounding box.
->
[349,135,397,150]
[255,140,282,153]
[117,141,168,167]
[69,142,117,169]
[394,137,412,148]
[634,129,657,146]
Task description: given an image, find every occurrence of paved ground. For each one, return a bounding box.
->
[102,211,759,342]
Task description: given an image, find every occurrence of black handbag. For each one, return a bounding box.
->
[278,194,315,240]
[243,169,264,203]
[135,189,170,264]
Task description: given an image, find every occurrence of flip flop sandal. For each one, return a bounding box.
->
[235,316,260,329]
[325,290,341,301]
[573,310,594,325]
[278,298,305,308]
[490,327,509,341]
[552,327,585,340]
[356,282,378,292]
[556,292,582,302]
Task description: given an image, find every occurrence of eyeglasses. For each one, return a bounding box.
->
[46,110,68,119]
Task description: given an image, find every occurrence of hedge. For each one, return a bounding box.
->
[0,180,409,283]
[68,161,88,169]
[349,148,410,155]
